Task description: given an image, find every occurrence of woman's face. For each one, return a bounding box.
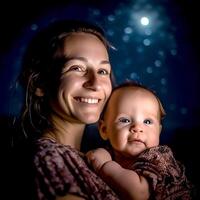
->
[50,32,112,124]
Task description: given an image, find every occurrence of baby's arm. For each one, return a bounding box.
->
[86,148,150,200]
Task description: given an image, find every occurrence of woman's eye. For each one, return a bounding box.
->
[98,68,110,75]
[118,118,130,123]
[62,65,84,74]
[69,65,84,72]
[144,119,152,125]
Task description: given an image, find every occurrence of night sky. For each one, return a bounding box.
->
[1,0,200,133]
[1,0,200,193]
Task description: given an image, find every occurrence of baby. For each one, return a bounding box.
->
[86,82,192,200]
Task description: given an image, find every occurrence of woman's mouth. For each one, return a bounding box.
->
[74,97,100,104]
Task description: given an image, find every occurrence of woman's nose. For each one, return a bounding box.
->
[83,71,101,91]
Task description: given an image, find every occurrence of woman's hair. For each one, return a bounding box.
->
[19,19,113,138]
[101,80,166,122]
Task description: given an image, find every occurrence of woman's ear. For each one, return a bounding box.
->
[98,119,108,140]
[35,88,44,97]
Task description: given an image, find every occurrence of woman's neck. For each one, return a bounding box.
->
[43,114,86,150]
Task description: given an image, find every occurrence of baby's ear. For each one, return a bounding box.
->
[159,124,162,133]
[35,88,44,97]
[98,120,108,140]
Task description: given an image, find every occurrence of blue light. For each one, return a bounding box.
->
[140,16,149,26]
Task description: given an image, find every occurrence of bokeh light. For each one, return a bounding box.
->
[140,16,149,25]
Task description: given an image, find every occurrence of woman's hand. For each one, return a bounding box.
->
[86,148,112,173]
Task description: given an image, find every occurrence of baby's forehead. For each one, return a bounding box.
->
[103,85,165,120]
[108,86,159,108]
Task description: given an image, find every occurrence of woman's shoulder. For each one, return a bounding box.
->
[33,138,120,200]
[33,137,87,171]
[34,137,83,160]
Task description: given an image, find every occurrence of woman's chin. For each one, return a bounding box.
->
[85,118,99,124]
[81,115,100,124]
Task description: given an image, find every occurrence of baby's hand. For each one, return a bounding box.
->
[86,148,112,173]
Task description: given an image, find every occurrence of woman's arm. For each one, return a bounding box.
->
[86,148,150,200]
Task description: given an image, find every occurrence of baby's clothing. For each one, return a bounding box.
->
[132,145,192,199]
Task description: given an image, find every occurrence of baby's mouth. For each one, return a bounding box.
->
[128,138,144,144]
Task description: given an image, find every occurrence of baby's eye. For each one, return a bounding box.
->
[144,119,152,125]
[98,68,110,75]
[118,117,130,123]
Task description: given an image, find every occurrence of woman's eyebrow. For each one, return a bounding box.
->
[100,60,110,65]
[64,56,110,65]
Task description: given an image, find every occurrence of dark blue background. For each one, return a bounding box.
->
[1,0,200,194]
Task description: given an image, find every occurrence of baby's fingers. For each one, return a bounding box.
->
[86,151,101,172]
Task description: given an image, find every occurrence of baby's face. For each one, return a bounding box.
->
[101,86,162,158]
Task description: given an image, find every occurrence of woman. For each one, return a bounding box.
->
[16,19,119,200]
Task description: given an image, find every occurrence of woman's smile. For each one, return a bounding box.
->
[74,97,101,104]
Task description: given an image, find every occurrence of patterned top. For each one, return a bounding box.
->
[131,145,193,200]
[33,138,119,200]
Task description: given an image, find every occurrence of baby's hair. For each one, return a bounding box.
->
[101,80,166,122]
